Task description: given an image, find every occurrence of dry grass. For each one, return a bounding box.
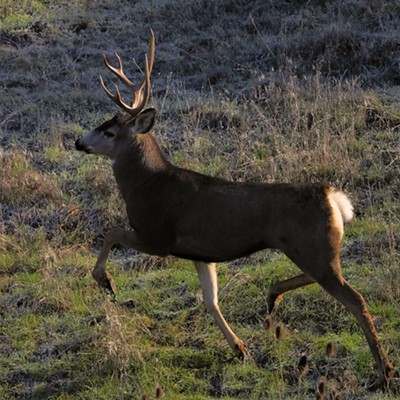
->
[1,0,400,399]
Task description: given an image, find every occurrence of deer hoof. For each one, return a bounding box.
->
[267,293,283,315]
[234,341,248,360]
[97,271,117,295]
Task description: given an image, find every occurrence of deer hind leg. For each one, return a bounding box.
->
[267,273,314,315]
[316,271,393,387]
[295,249,394,387]
[194,261,247,358]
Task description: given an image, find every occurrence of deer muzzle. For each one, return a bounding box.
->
[75,137,91,154]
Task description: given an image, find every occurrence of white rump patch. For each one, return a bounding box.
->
[327,188,354,232]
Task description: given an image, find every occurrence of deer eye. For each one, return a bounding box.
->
[104,131,115,138]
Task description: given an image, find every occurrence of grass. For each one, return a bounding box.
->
[1,0,400,398]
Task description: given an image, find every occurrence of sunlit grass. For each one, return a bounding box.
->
[1,0,400,398]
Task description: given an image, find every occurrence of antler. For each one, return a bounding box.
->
[100,28,155,119]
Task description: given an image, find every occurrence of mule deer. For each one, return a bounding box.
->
[75,29,393,387]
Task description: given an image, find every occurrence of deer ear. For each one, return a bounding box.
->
[134,108,156,133]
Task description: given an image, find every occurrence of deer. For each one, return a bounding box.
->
[75,29,393,388]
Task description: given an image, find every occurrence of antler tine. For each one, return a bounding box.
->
[148,28,155,76]
[131,55,151,110]
[102,52,135,90]
[100,28,155,118]
[99,75,116,102]
[99,75,139,115]
[130,29,155,109]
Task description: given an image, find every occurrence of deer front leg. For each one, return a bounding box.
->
[92,229,165,294]
[194,261,247,358]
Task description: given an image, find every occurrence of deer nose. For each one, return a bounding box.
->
[75,138,85,151]
[75,138,92,154]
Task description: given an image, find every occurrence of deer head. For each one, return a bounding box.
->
[75,29,156,159]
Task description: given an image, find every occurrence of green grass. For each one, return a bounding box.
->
[1,0,400,398]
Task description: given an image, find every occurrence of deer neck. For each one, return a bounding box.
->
[112,133,170,200]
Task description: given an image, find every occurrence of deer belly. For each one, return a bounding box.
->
[170,231,270,262]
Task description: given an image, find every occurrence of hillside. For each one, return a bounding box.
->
[1,0,400,399]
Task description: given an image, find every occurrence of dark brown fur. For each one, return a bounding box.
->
[114,133,332,265]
